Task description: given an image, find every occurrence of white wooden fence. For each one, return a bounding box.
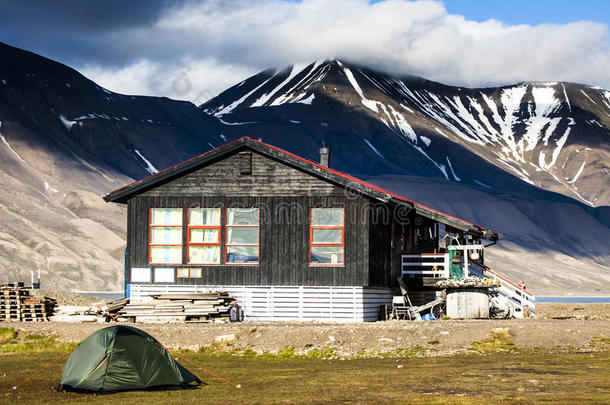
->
[401,254,450,278]
[129,284,392,322]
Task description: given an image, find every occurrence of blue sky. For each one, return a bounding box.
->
[376,0,610,27]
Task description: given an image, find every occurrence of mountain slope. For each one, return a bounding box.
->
[203,60,610,207]
[0,42,228,290]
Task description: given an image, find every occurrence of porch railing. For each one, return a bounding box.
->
[401,254,450,278]
[469,260,536,318]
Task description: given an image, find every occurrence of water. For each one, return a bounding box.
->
[536,297,610,303]
[80,292,124,301]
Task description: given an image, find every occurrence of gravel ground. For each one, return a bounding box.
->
[4,298,608,357]
[2,308,608,356]
[535,303,609,320]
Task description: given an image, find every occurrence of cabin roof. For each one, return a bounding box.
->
[103,137,500,240]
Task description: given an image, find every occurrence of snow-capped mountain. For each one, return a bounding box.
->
[203,60,610,207]
[0,43,608,294]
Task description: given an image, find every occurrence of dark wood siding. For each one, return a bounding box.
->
[126,151,374,287]
[367,202,392,287]
[127,195,370,286]
[141,151,343,197]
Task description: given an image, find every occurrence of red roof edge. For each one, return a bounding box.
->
[106,136,487,231]
[247,138,485,231]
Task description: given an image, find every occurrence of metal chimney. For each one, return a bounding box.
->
[319,142,330,168]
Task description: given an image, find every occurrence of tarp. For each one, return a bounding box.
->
[60,325,200,393]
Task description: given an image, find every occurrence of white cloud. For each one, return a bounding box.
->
[79,0,610,101]
[81,59,255,103]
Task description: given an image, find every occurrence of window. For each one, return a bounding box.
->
[131,267,151,283]
[177,268,202,278]
[310,208,344,265]
[226,208,259,264]
[149,208,182,264]
[154,267,175,283]
[188,208,221,264]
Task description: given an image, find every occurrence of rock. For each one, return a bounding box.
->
[215,333,237,343]
[397,364,403,369]
[492,328,510,338]
[440,331,449,335]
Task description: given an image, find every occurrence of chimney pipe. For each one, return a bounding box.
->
[319,142,330,168]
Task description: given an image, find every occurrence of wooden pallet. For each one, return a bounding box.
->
[0,283,54,322]
[1,282,24,289]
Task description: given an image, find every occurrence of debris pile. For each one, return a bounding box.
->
[434,277,500,289]
[119,292,240,323]
[0,282,56,322]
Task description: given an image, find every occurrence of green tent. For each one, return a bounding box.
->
[59,325,201,393]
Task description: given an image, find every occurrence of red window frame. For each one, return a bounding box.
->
[149,207,183,265]
[309,208,345,267]
[187,208,222,265]
[225,207,260,265]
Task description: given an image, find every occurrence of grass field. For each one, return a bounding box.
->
[0,328,608,404]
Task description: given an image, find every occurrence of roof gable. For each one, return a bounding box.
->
[103,137,499,239]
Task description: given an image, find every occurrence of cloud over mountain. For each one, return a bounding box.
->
[2,0,610,101]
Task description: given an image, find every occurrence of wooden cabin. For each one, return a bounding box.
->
[104,137,519,322]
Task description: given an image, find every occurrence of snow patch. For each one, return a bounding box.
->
[561,83,571,112]
[363,139,384,158]
[386,104,416,142]
[271,61,324,105]
[586,119,603,127]
[532,86,559,117]
[399,103,414,113]
[289,120,301,124]
[219,118,256,126]
[473,179,492,189]
[434,128,446,137]
[446,157,460,181]
[134,150,158,175]
[65,83,71,88]
[343,67,378,113]
[251,64,306,107]
[538,121,573,171]
[579,89,596,105]
[59,115,77,131]
[567,160,586,184]
[420,136,431,147]
[297,93,315,105]
[44,182,58,193]
[411,144,448,180]
[216,73,276,115]
[220,134,227,142]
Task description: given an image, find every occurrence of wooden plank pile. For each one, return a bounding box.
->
[119,292,237,323]
[0,282,56,322]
